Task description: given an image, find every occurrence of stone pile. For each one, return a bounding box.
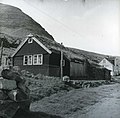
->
[0,69,30,118]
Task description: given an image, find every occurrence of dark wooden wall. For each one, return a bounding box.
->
[63,58,70,77]
[15,40,48,56]
[69,61,88,80]
[13,40,50,75]
[88,65,111,80]
[13,39,111,79]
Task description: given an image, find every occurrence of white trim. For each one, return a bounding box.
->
[11,34,52,57]
[23,55,27,65]
[11,38,28,57]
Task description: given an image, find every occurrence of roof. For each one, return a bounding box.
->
[11,34,86,62]
[34,34,86,62]
[105,57,115,65]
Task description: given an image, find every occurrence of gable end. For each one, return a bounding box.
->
[11,35,52,57]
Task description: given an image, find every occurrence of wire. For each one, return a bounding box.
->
[22,0,87,40]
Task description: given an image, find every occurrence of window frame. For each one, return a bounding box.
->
[33,54,43,65]
[28,37,33,44]
[23,55,32,65]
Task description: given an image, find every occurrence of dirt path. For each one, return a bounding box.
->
[74,83,120,118]
[31,83,120,118]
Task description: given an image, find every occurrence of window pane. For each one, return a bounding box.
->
[33,54,43,65]
[28,55,32,65]
[33,55,37,64]
[38,55,42,64]
[24,56,28,65]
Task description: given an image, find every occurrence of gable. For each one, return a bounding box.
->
[11,35,52,57]
[99,58,113,66]
[99,58,114,71]
[15,40,49,56]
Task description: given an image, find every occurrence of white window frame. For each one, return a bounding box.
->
[28,37,33,43]
[33,54,43,65]
[23,55,32,65]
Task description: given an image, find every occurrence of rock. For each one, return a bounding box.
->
[0,79,17,90]
[63,76,70,82]
[18,82,30,97]
[0,100,19,118]
[1,69,23,83]
[8,89,29,102]
[0,90,8,100]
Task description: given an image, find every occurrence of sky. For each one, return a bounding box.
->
[0,0,120,56]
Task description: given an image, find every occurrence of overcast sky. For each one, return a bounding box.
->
[0,0,119,56]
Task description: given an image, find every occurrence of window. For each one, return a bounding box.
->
[23,54,43,65]
[23,55,32,65]
[28,37,33,43]
[33,54,43,65]
[33,55,37,65]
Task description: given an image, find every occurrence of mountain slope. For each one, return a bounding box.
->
[0,3,119,64]
[68,48,108,63]
[0,3,54,40]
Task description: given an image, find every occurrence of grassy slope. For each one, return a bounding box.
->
[69,48,109,63]
[0,3,54,41]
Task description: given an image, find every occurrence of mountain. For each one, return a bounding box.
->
[0,3,54,41]
[0,3,119,64]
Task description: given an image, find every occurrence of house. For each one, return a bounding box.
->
[99,57,116,76]
[11,34,90,79]
[113,57,120,75]
[11,34,111,80]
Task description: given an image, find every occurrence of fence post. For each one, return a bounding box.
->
[60,43,63,80]
[0,40,3,66]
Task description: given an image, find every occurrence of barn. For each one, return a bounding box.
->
[11,34,90,79]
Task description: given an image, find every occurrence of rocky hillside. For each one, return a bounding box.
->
[0,3,54,42]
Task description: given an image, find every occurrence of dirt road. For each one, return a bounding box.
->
[31,83,120,118]
[75,83,120,118]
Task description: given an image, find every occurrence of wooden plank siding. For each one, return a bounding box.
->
[13,39,50,75]
[69,61,88,80]
[15,40,48,56]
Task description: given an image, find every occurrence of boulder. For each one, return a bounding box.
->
[1,69,23,83]
[0,79,17,90]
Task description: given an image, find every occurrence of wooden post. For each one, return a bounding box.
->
[60,43,63,80]
[0,40,3,66]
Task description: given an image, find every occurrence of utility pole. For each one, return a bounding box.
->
[60,43,63,80]
[0,40,3,66]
